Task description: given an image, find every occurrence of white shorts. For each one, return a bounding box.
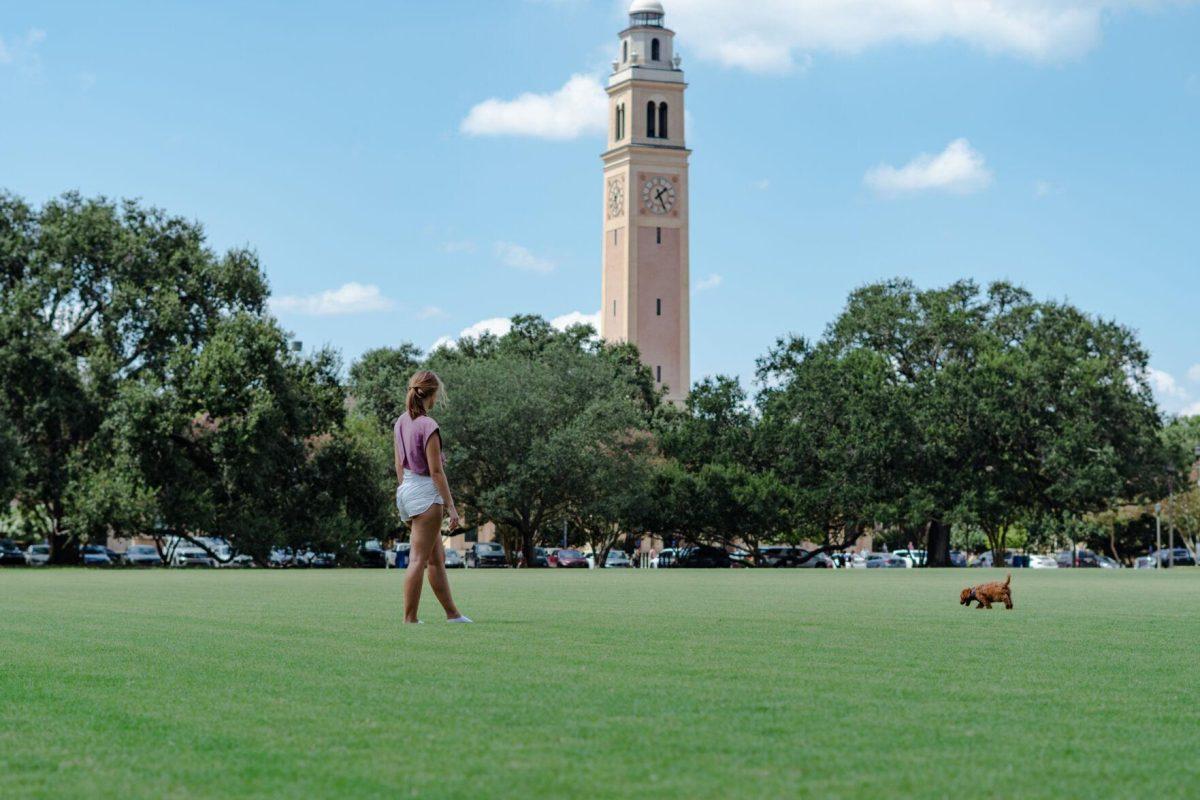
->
[396,471,443,522]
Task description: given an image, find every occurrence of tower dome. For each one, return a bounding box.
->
[629,0,665,13]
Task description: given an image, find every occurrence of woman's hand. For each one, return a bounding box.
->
[447,506,461,531]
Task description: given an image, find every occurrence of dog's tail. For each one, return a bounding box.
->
[1004,572,1011,586]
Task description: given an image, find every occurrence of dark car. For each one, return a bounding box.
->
[80,545,113,566]
[672,546,732,568]
[122,544,163,567]
[758,546,800,567]
[0,539,26,566]
[518,547,551,568]
[1056,549,1101,568]
[358,540,387,568]
[1148,548,1197,567]
[554,549,589,568]
[466,542,507,568]
[949,550,968,568]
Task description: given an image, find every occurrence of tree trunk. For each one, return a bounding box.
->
[925,520,951,567]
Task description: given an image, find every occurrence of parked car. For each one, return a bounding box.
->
[1056,550,1100,568]
[605,550,632,568]
[892,549,927,567]
[759,546,800,567]
[796,550,834,568]
[270,548,298,567]
[444,548,464,568]
[1133,555,1157,569]
[1095,554,1122,569]
[1148,548,1197,567]
[672,546,732,568]
[554,549,589,568]
[80,544,114,566]
[122,544,163,567]
[24,543,50,566]
[170,547,213,567]
[974,549,1027,568]
[466,542,507,568]
[949,550,968,568]
[864,553,907,568]
[0,539,27,566]
[358,540,387,568]
[655,548,678,568]
[1028,554,1058,569]
[304,551,336,568]
[519,546,550,568]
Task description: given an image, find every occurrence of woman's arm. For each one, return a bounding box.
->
[424,432,459,531]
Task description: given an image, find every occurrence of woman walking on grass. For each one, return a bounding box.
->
[394,370,471,624]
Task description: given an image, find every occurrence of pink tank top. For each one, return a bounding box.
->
[394,413,445,476]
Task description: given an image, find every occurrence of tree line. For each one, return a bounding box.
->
[2,192,1195,565]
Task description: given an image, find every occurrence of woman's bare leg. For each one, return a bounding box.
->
[403,505,442,623]
[426,536,462,619]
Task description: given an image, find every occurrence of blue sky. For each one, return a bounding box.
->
[2,1,1198,414]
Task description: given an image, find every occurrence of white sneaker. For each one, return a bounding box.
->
[447,615,473,623]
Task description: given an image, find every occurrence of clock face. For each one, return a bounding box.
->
[642,176,676,215]
[607,177,625,218]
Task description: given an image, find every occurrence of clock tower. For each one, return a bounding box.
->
[601,0,690,403]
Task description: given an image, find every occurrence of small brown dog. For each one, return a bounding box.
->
[960,573,1013,610]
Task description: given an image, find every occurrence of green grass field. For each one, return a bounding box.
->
[2,568,1198,799]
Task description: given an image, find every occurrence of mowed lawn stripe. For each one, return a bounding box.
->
[1,569,1197,799]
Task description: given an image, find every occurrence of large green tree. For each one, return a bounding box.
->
[656,377,794,563]
[757,279,1167,567]
[423,315,659,565]
[0,192,267,560]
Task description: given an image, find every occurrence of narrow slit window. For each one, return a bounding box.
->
[646,101,656,138]
[656,226,661,244]
[658,102,668,139]
[651,38,660,61]
[623,41,628,62]
[656,365,662,382]
[613,300,617,316]
[612,229,618,245]
[656,298,662,316]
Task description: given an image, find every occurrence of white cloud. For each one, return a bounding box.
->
[442,240,476,254]
[694,273,723,292]
[1182,401,1200,418]
[417,306,446,320]
[551,310,601,330]
[431,310,601,351]
[752,178,771,191]
[1034,179,1057,197]
[0,28,46,69]
[495,241,555,274]
[1147,367,1186,400]
[461,74,607,140]
[663,1,1189,72]
[865,138,993,197]
[270,282,394,316]
[1187,364,1200,384]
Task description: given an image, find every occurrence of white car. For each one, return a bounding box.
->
[171,547,213,567]
[24,543,50,566]
[444,548,464,568]
[605,550,632,568]
[1028,554,1058,569]
[892,549,926,567]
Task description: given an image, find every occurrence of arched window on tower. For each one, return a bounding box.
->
[623,41,628,62]
[646,101,656,138]
[658,102,669,139]
[651,38,660,61]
